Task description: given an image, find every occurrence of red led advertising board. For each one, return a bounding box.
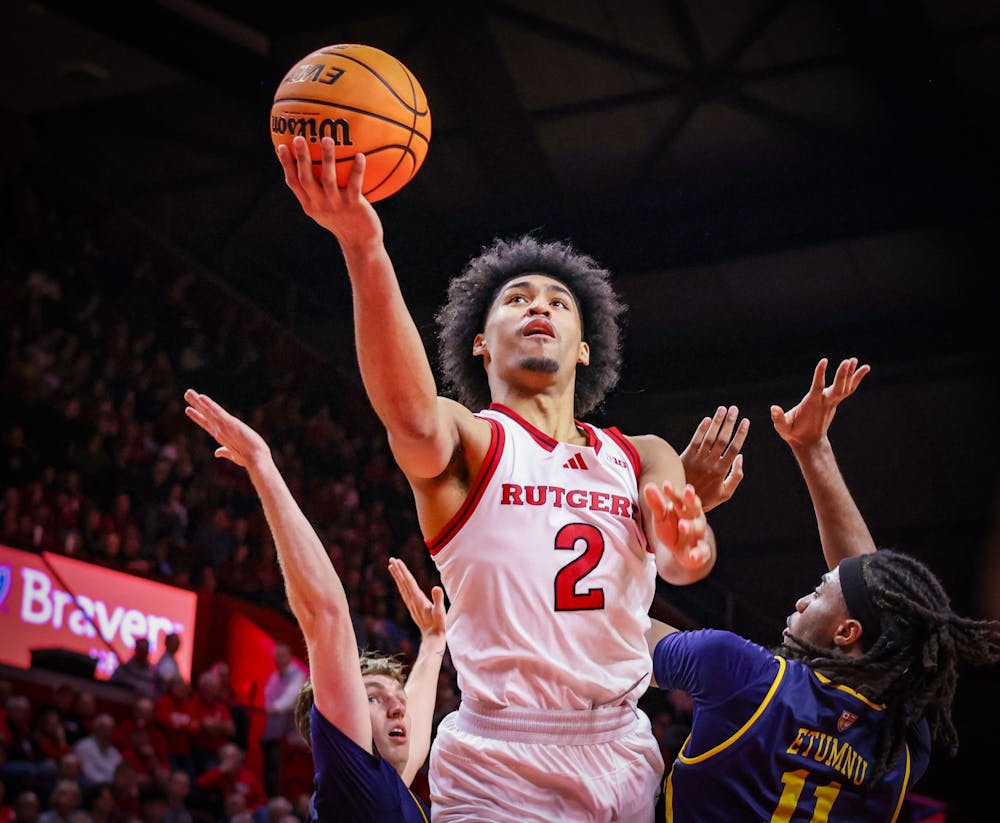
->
[0,544,197,681]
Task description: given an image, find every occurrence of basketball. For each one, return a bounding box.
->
[270,44,431,202]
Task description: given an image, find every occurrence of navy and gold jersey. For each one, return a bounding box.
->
[309,705,430,823]
[653,630,931,823]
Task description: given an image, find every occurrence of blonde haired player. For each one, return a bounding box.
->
[276,135,746,822]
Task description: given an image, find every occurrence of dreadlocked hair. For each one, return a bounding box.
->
[293,653,409,748]
[781,550,1000,782]
[435,234,626,417]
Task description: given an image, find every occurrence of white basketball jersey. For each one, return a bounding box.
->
[427,403,656,711]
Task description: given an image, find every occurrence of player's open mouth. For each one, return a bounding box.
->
[388,726,406,738]
[522,318,555,337]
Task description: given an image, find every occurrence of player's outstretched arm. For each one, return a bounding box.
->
[183,389,372,754]
[632,436,716,585]
[679,405,749,512]
[276,135,459,480]
[771,357,876,569]
[388,557,447,786]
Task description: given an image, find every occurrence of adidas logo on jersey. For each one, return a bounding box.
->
[563,453,589,470]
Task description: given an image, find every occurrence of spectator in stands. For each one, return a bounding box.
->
[208,661,247,750]
[251,795,292,823]
[115,697,169,790]
[1,696,54,795]
[259,644,305,797]
[110,639,157,698]
[53,753,82,787]
[11,790,40,823]
[139,786,170,823]
[163,771,192,823]
[194,743,265,817]
[82,783,115,823]
[73,714,122,786]
[110,762,140,820]
[154,678,196,777]
[32,709,70,763]
[154,635,183,692]
[38,779,82,823]
[187,673,234,774]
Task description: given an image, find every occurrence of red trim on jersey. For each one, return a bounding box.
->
[489,403,557,451]
[426,417,505,555]
[605,427,641,480]
[575,421,602,453]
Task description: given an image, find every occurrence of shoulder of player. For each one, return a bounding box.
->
[622,433,682,481]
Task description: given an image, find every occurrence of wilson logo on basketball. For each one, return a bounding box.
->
[270,115,353,145]
[562,453,589,470]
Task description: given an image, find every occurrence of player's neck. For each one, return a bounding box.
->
[490,390,586,444]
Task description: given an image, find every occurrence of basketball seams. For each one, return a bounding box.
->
[364,59,422,200]
[313,50,429,118]
[272,98,430,145]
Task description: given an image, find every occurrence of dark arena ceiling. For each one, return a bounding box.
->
[4,1,999,814]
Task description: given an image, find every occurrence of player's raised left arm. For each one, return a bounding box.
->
[388,557,447,786]
[631,435,716,585]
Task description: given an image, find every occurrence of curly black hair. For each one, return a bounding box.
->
[781,550,1000,781]
[435,234,626,417]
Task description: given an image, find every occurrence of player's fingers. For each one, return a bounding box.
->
[769,405,787,432]
[722,454,744,498]
[318,137,340,195]
[276,144,305,196]
[687,416,713,451]
[642,483,669,519]
[292,136,321,196]
[711,406,739,454]
[810,358,829,394]
[431,586,445,610]
[704,406,726,448]
[184,406,214,436]
[849,363,871,393]
[721,418,749,462]
[830,358,854,397]
[347,152,366,198]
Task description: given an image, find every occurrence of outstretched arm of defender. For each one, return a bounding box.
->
[276,135,460,479]
[184,389,373,755]
[388,557,446,785]
[771,357,875,569]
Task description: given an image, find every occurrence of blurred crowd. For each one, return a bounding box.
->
[1,181,691,821]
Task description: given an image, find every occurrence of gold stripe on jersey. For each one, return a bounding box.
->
[811,671,885,711]
[677,656,787,765]
[887,744,911,823]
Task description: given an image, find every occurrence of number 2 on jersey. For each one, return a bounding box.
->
[553,523,605,610]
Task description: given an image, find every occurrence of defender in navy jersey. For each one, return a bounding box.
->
[185,392,446,823]
[276,134,749,821]
[649,358,1000,822]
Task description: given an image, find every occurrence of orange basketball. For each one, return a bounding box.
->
[271,44,431,202]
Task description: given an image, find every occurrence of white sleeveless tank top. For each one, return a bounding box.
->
[426,403,656,710]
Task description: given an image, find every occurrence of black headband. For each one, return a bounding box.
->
[839,554,882,652]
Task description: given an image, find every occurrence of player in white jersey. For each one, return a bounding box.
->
[277,135,747,822]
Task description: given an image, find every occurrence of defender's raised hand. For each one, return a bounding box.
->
[642,481,712,571]
[183,389,270,470]
[770,358,869,451]
[388,557,446,647]
[680,405,749,511]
